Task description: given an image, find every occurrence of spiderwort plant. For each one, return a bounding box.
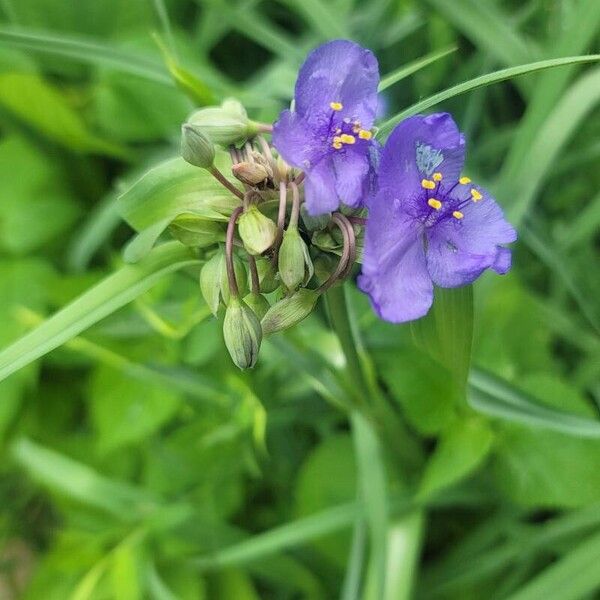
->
[359,113,517,323]
[176,40,516,368]
[272,39,379,215]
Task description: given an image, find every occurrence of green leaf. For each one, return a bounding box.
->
[0,71,130,157]
[505,530,600,600]
[505,67,600,225]
[424,0,535,67]
[294,434,357,568]
[90,365,182,454]
[0,242,199,383]
[0,26,171,84]
[153,33,216,105]
[417,417,494,500]
[469,369,600,438]
[411,285,473,391]
[377,55,600,138]
[0,136,80,254]
[379,45,457,92]
[11,438,158,519]
[489,373,600,507]
[117,155,239,260]
[351,412,388,600]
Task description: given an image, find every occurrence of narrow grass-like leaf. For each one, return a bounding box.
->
[425,0,536,67]
[278,0,349,39]
[377,55,600,138]
[0,243,199,383]
[505,530,600,600]
[0,26,171,84]
[351,411,388,600]
[468,369,600,438]
[505,67,600,224]
[379,46,457,92]
[341,517,367,600]
[193,502,359,570]
[558,189,600,250]
[499,0,600,187]
[12,438,158,519]
[521,223,600,334]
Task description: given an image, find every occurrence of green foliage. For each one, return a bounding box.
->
[0,0,598,598]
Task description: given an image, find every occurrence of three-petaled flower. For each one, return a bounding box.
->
[359,113,517,323]
[272,39,379,215]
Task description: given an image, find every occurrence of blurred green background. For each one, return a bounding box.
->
[0,0,599,598]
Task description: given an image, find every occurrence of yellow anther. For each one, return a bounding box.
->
[452,210,464,219]
[428,198,442,210]
[340,134,356,144]
[421,179,436,190]
[330,101,343,111]
[332,141,343,149]
[432,172,443,181]
[459,176,471,184]
[471,188,483,201]
[358,129,373,140]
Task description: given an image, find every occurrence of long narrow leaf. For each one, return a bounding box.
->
[377,55,600,138]
[0,243,199,383]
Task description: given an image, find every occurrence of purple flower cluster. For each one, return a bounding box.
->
[273,40,516,324]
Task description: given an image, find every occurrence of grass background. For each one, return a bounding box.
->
[0,0,599,598]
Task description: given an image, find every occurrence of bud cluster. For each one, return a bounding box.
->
[178,98,365,369]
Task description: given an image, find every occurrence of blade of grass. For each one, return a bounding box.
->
[379,46,457,92]
[505,67,600,224]
[277,0,349,39]
[341,517,367,600]
[0,26,171,84]
[0,242,199,383]
[351,412,389,600]
[377,55,600,139]
[505,530,600,600]
[499,0,600,187]
[468,369,600,438]
[424,0,536,67]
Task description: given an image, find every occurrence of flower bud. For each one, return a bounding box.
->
[243,292,270,320]
[261,288,319,336]
[232,161,269,186]
[187,99,257,146]
[169,213,224,247]
[223,297,262,369]
[199,250,247,316]
[238,205,278,255]
[278,226,313,290]
[181,123,215,168]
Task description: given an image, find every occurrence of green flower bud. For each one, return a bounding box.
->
[278,226,313,290]
[238,205,278,255]
[312,230,340,252]
[199,249,247,316]
[223,297,262,369]
[254,258,279,293]
[232,161,269,186]
[169,213,225,247]
[261,288,319,336]
[187,98,257,146]
[181,123,215,168]
[243,292,270,320]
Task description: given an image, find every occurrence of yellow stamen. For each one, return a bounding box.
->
[459,176,471,184]
[452,210,464,219]
[471,188,482,201]
[332,142,343,149]
[358,129,372,140]
[421,179,436,190]
[340,134,356,144]
[428,198,442,210]
[330,101,343,111]
[432,172,443,181]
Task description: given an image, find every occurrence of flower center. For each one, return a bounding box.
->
[326,102,372,150]
[418,172,483,227]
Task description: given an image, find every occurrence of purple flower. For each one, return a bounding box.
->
[272,40,379,215]
[359,113,517,323]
